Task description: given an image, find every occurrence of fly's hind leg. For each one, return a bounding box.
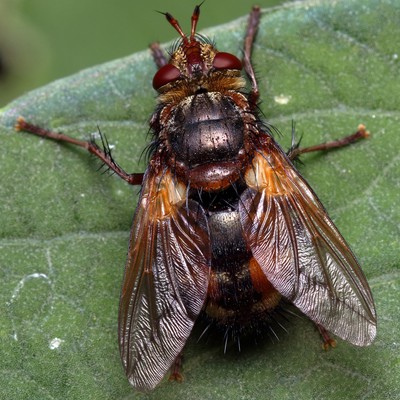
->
[317,324,337,350]
[15,117,144,186]
[168,352,184,383]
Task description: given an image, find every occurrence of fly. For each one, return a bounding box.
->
[15,4,376,392]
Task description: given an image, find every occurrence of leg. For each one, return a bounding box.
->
[316,324,337,350]
[150,42,168,68]
[168,352,184,383]
[15,117,143,186]
[243,6,261,108]
[287,124,370,161]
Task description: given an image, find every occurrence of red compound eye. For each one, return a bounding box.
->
[152,64,181,90]
[212,52,242,70]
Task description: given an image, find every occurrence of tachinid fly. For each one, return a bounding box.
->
[16,4,376,392]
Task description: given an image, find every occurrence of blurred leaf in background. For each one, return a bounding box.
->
[0,0,399,399]
[0,0,50,105]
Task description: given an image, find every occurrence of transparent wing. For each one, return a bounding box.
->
[118,166,211,391]
[240,136,376,346]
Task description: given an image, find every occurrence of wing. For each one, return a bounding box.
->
[118,165,211,391]
[239,135,376,346]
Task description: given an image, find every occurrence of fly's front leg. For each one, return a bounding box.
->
[287,124,370,161]
[15,117,144,186]
[243,6,261,109]
[150,42,168,68]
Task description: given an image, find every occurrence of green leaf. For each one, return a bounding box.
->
[0,0,399,399]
